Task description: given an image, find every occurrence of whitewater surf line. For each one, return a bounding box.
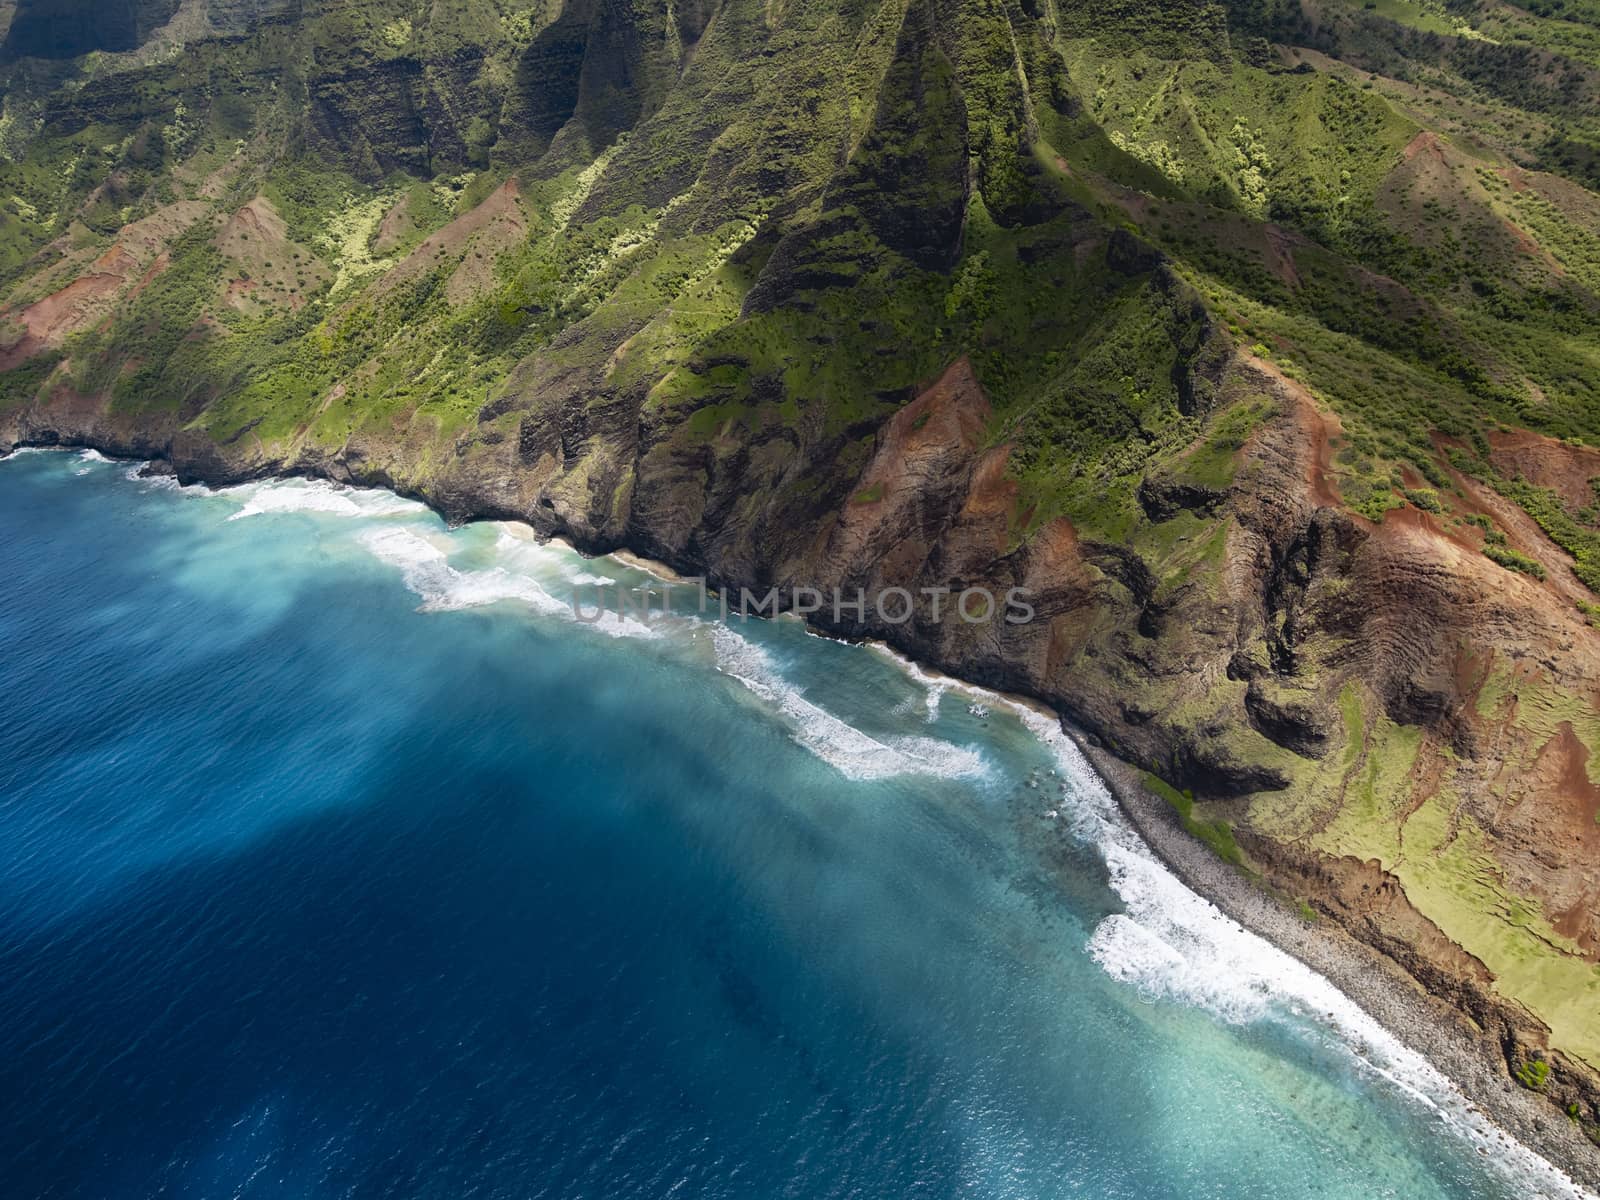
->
[14,445,1597,1199]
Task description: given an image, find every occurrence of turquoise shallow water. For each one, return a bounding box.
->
[0,447,1588,1200]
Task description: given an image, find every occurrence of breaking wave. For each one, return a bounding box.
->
[224,478,424,521]
[1005,704,1594,1200]
[24,453,1595,1197]
[121,462,211,494]
[29,454,1594,1198]
[855,636,1591,1199]
[359,527,657,639]
[711,626,986,781]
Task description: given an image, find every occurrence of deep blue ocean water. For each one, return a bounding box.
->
[0,448,1589,1200]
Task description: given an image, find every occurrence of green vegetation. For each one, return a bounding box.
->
[1175,397,1275,489]
[5,0,1600,1088]
[1516,1058,1552,1091]
[1246,674,1600,1070]
[1,0,1596,555]
[1403,487,1442,513]
[1484,543,1549,579]
[1144,773,1250,869]
[1494,477,1600,592]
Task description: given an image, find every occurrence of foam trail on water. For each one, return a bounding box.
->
[45,459,1595,1198]
[360,527,657,639]
[712,626,986,781]
[855,639,1592,1199]
[225,478,423,521]
[1009,702,1595,1200]
[901,660,950,723]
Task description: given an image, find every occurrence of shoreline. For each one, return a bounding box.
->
[849,635,1600,1197]
[1073,733,1600,1195]
[6,441,1598,1194]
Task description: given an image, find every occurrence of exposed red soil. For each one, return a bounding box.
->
[216,197,329,313]
[1263,226,1303,289]
[1401,130,1447,163]
[0,200,208,368]
[1431,448,1598,608]
[1382,132,1565,286]
[819,357,1006,582]
[1243,356,1343,508]
[376,180,527,305]
[1494,722,1600,957]
[372,193,418,257]
[1488,428,1600,512]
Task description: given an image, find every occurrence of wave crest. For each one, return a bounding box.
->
[225,478,424,521]
[360,527,658,638]
[711,626,986,781]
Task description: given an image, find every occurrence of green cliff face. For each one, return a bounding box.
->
[3,0,1600,1127]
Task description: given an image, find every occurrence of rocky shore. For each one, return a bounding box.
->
[6,380,1600,1190]
[1074,732,1600,1195]
[4,0,1600,1181]
[855,623,1600,1196]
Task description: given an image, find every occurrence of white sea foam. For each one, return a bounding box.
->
[359,526,657,638]
[863,641,971,726]
[885,734,989,778]
[711,626,986,781]
[488,528,595,584]
[1001,702,1596,1200]
[491,525,562,560]
[903,661,949,722]
[849,636,1591,1198]
[47,456,1596,1195]
[77,448,111,463]
[120,462,212,494]
[224,478,423,521]
[490,526,623,591]
[359,525,451,572]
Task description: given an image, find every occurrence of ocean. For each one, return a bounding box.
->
[0,447,1587,1199]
